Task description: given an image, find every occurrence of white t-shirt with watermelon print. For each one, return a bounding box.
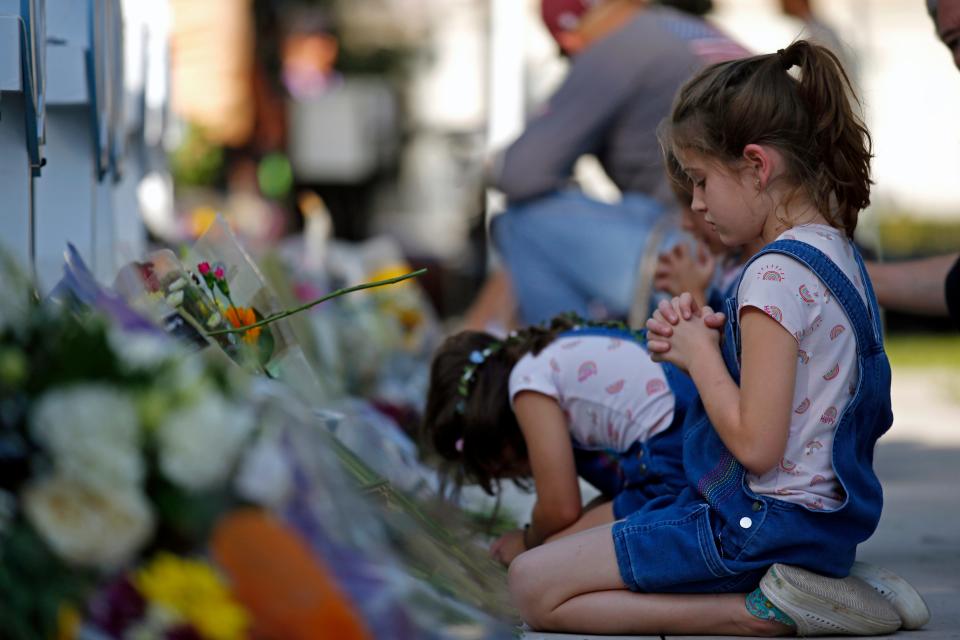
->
[738,224,869,511]
[508,335,675,453]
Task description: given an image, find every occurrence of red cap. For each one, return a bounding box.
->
[541,0,603,45]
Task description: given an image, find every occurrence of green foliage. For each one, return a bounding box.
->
[885,334,960,370]
[876,215,960,259]
[170,125,225,188]
[0,523,94,640]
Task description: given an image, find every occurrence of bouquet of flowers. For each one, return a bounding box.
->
[1,254,513,639]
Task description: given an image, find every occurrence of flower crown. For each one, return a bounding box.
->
[454,331,523,414]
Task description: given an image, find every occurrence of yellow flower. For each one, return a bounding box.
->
[56,603,81,640]
[136,553,249,640]
[224,306,261,345]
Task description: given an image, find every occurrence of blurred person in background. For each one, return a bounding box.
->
[278,5,400,241]
[866,0,960,328]
[778,0,857,77]
[464,0,749,332]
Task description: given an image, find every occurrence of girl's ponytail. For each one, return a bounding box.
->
[665,39,872,239]
[779,40,872,238]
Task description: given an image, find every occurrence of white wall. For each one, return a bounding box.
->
[712,0,960,219]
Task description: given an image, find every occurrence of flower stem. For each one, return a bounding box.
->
[206,268,427,337]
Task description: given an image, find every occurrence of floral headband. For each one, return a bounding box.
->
[453,332,519,452]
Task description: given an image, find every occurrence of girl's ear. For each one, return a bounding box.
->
[742,144,776,191]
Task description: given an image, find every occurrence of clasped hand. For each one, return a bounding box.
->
[646,292,726,372]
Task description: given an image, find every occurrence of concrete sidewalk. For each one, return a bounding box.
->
[525,367,960,639]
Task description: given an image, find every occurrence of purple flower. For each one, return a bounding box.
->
[86,575,146,636]
[166,624,204,640]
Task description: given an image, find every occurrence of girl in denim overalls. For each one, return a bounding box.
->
[422,314,699,568]
[507,40,920,636]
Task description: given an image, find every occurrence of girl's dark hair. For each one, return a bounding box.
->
[655,0,713,16]
[662,40,872,238]
[421,315,581,495]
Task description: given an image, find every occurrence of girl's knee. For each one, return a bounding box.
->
[507,549,553,629]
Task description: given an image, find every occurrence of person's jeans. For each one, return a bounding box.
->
[491,190,685,325]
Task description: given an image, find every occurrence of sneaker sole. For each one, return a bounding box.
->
[851,561,931,630]
[760,563,901,636]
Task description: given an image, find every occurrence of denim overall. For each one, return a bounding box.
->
[557,326,699,519]
[611,239,893,594]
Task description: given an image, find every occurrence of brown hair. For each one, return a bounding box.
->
[421,315,582,494]
[662,40,872,238]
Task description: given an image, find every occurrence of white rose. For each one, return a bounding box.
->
[234,432,292,507]
[109,330,179,371]
[157,394,255,491]
[23,477,154,569]
[30,385,143,492]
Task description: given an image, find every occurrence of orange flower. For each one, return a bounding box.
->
[225,306,261,345]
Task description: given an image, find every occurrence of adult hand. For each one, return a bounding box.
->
[490,529,528,567]
[654,241,716,304]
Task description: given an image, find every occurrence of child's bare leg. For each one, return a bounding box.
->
[508,524,792,636]
[545,500,615,542]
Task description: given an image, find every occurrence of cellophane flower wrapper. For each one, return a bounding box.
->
[241,382,515,639]
[272,233,441,409]
[184,215,333,405]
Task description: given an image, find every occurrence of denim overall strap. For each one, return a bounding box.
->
[760,240,882,354]
[558,325,647,343]
[685,237,892,579]
[558,326,694,511]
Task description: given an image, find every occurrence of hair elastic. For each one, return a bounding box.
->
[777,48,793,71]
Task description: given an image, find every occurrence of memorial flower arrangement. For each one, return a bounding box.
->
[0,253,513,640]
[0,261,260,639]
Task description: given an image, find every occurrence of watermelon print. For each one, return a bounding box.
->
[645,378,667,395]
[798,284,816,303]
[809,314,823,333]
[820,406,838,424]
[797,350,810,365]
[805,497,826,510]
[605,379,625,394]
[763,305,783,322]
[795,398,811,414]
[823,363,840,380]
[577,361,598,382]
[809,474,827,486]
[829,324,845,340]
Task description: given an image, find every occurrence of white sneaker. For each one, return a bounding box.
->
[759,563,901,636]
[851,561,930,630]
